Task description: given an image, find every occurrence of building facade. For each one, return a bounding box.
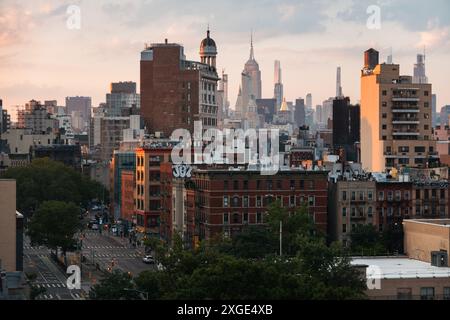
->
[140,33,219,137]
[360,49,437,172]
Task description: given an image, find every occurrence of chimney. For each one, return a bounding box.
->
[165,38,168,44]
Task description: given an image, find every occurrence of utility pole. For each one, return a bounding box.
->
[279,220,283,257]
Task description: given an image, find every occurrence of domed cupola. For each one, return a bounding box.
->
[200,28,217,68]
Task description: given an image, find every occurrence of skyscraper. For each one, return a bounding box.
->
[140,31,219,136]
[332,97,360,162]
[66,96,92,133]
[306,94,312,110]
[238,32,262,114]
[274,60,283,109]
[294,98,306,128]
[336,67,343,98]
[106,82,140,117]
[413,53,428,84]
[360,49,437,172]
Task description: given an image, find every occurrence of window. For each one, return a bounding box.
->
[256,212,263,224]
[290,180,295,189]
[368,207,373,217]
[399,146,409,153]
[277,180,282,189]
[256,196,262,207]
[395,190,402,201]
[379,191,384,201]
[342,224,347,233]
[382,90,387,96]
[351,191,356,201]
[368,191,373,201]
[397,288,412,300]
[387,191,393,201]
[351,207,356,217]
[382,102,387,107]
[308,196,315,206]
[243,180,248,190]
[444,288,450,300]
[289,195,296,207]
[382,113,387,119]
[424,91,429,96]
[243,196,249,208]
[232,213,240,224]
[342,191,347,201]
[359,192,364,201]
[420,287,435,300]
[404,191,410,200]
[232,196,239,207]
[223,213,229,225]
[243,213,248,224]
[233,180,239,190]
[342,207,347,217]
[223,196,229,207]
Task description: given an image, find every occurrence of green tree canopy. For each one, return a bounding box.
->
[89,271,141,300]
[1,158,107,215]
[26,201,83,253]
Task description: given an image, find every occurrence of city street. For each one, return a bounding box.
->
[24,238,85,300]
[81,229,154,276]
[23,229,155,300]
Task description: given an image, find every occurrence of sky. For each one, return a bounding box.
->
[1,0,450,120]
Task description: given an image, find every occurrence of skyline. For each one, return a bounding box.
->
[1,0,450,117]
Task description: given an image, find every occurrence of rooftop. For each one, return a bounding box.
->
[351,257,450,279]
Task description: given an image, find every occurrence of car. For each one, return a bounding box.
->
[91,224,99,230]
[142,255,155,264]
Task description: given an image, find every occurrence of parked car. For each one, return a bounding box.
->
[91,224,99,231]
[142,255,155,264]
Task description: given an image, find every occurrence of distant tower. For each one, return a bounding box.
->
[413,52,428,84]
[306,94,312,109]
[387,47,393,64]
[240,31,262,114]
[274,60,283,109]
[200,27,217,68]
[336,67,343,98]
[364,48,379,70]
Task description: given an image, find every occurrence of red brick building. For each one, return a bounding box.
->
[120,170,135,223]
[375,180,413,232]
[140,34,219,137]
[134,144,173,237]
[176,168,329,248]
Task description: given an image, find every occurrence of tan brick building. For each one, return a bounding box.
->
[0,180,17,272]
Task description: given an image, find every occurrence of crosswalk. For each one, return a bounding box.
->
[35,282,67,289]
[84,252,141,258]
[37,292,83,300]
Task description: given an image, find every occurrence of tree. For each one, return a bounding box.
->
[265,201,320,256]
[1,158,107,216]
[27,201,83,257]
[26,272,47,300]
[349,224,386,256]
[89,271,141,300]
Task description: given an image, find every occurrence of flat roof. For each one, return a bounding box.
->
[351,257,450,279]
[403,219,450,227]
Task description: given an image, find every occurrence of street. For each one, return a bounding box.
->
[23,228,155,300]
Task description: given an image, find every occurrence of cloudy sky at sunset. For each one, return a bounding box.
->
[1,0,449,119]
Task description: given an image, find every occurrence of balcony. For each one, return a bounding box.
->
[392,117,420,125]
[392,130,420,136]
[392,97,420,102]
[392,109,420,113]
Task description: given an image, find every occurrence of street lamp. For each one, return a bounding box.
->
[123,288,148,301]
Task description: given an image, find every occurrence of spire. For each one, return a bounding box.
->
[207,23,210,38]
[250,30,254,60]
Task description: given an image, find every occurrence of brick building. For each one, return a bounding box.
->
[140,32,219,137]
[172,167,329,248]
